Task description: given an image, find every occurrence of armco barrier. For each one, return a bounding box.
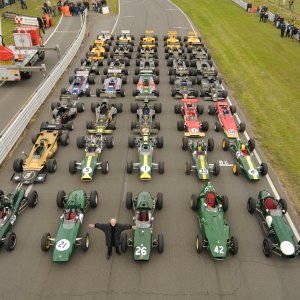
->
[0,10,87,165]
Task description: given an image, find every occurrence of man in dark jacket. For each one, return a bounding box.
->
[89,218,135,259]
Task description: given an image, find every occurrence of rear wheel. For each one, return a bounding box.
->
[214,163,220,176]
[27,190,38,207]
[191,194,198,211]
[262,238,273,257]
[185,162,191,175]
[156,192,163,210]
[69,160,77,174]
[201,121,209,132]
[260,163,268,176]
[101,161,109,174]
[157,234,164,253]
[230,236,238,255]
[31,133,39,144]
[279,198,287,214]
[157,136,164,149]
[51,101,60,110]
[221,195,229,212]
[13,158,23,172]
[105,136,114,149]
[127,161,133,174]
[222,138,229,151]
[247,197,256,214]
[158,161,164,174]
[208,138,214,151]
[77,136,85,148]
[4,232,17,251]
[248,138,255,152]
[81,233,90,251]
[233,163,240,176]
[60,133,69,146]
[90,191,98,208]
[208,105,216,115]
[41,233,51,252]
[56,190,65,208]
[177,120,184,131]
[131,102,138,113]
[128,136,135,148]
[174,104,181,114]
[238,122,246,133]
[126,192,133,209]
[46,159,57,173]
[76,102,85,112]
[196,105,204,115]
[182,137,188,150]
[121,234,128,252]
[154,103,162,113]
[91,102,99,112]
[196,234,204,253]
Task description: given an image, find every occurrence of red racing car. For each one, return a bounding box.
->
[208,101,245,139]
[175,98,208,137]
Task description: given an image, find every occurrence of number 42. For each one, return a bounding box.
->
[214,245,224,254]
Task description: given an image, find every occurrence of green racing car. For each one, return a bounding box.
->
[41,189,98,262]
[191,182,238,260]
[121,191,164,260]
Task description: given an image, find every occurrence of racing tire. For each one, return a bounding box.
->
[4,232,17,251]
[69,160,77,174]
[185,162,191,175]
[167,58,173,67]
[221,195,229,212]
[126,192,133,209]
[182,137,189,150]
[208,105,216,115]
[233,163,241,176]
[77,136,85,148]
[122,76,127,84]
[154,76,159,84]
[13,158,23,172]
[157,234,164,253]
[154,68,159,75]
[196,234,204,254]
[154,103,162,113]
[136,53,141,59]
[193,90,199,97]
[188,69,193,76]
[108,121,116,130]
[154,122,160,130]
[133,75,139,84]
[279,198,287,214]
[91,102,99,112]
[103,67,108,75]
[56,191,66,208]
[86,120,94,129]
[60,133,69,146]
[230,236,238,255]
[208,138,214,151]
[66,122,74,131]
[51,101,60,110]
[157,136,164,149]
[174,104,181,114]
[177,120,184,131]
[230,105,237,114]
[168,68,173,75]
[190,60,196,67]
[171,88,176,97]
[135,68,139,75]
[46,159,57,173]
[101,161,109,174]
[31,133,39,144]
[128,136,135,148]
[27,190,38,207]
[191,77,196,85]
[260,162,268,176]
[127,161,133,174]
[155,90,160,97]
[81,233,90,252]
[132,88,137,97]
[169,76,175,84]
[197,105,204,115]
[41,233,51,252]
[60,87,67,95]
[222,90,228,98]
[76,102,85,112]
[201,121,209,132]
[90,191,98,208]
[105,136,114,149]
[136,59,140,66]
[238,122,246,133]
[158,161,164,174]
[154,59,159,66]
[156,192,163,210]
[214,163,220,176]
[222,138,229,151]
[262,238,273,257]
[96,88,101,97]
[191,194,198,211]
[247,197,256,214]
[121,234,128,252]
[120,88,125,97]
[69,75,75,84]
[85,88,91,97]
[248,138,255,152]
[131,121,137,129]
[115,103,123,113]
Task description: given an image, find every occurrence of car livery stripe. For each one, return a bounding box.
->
[140,155,151,180]
[200,155,207,180]
[245,155,258,180]
[81,156,93,180]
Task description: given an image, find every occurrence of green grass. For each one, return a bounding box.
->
[0,0,60,45]
[107,0,119,15]
[173,0,300,212]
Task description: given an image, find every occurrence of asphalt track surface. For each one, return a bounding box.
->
[0,16,82,133]
[0,1,299,299]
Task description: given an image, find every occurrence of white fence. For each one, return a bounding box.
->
[0,11,87,165]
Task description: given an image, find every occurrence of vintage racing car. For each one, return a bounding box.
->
[191,59,216,77]
[198,75,228,101]
[127,132,164,180]
[184,32,202,48]
[12,122,69,184]
[0,188,38,251]
[168,58,193,76]
[171,76,198,98]
[139,30,158,48]
[135,58,159,75]
[137,46,158,59]
[69,134,113,181]
[182,137,219,180]
[191,182,238,259]
[175,99,208,137]
[96,76,125,98]
[116,30,134,46]
[41,189,98,262]
[208,101,246,138]
[222,137,268,180]
[121,191,164,260]
[93,31,114,47]
[163,31,182,50]
[247,190,300,258]
[104,58,129,80]
[133,70,159,98]
[111,44,133,59]
[165,47,186,60]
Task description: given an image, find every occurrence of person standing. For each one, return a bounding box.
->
[37,16,45,34]
[89,218,136,259]
[280,22,286,38]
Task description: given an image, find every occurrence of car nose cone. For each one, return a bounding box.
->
[280,241,295,256]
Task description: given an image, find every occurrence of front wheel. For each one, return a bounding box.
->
[4,232,17,251]
[230,236,238,255]
[157,234,164,253]
[262,238,273,257]
[196,234,203,254]
[81,233,90,251]
[41,233,51,252]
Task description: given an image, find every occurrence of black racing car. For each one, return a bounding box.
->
[170,76,198,98]
[135,58,159,75]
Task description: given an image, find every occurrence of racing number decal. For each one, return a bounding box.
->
[56,239,70,251]
[135,246,147,256]
[248,168,258,176]
[142,128,149,134]
[190,128,199,133]
[228,129,236,135]
[214,245,224,254]
[140,165,151,172]
[83,167,92,174]
[199,168,208,175]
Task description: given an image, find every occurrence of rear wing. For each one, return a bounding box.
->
[188,32,198,37]
[145,30,154,36]
[181,98,198,104]
[121,30,131,34]
[168,31,177,36]
[135,95,157,101]
[87,128,113,135]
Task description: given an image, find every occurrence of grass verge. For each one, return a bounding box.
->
[172,0,300,213]
[107,0,119,15]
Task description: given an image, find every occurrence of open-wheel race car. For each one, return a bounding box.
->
[222,137,268,180]
[0,187,38,251]
[86,44,108,62]
[116,30,134,46]
[121,191,164,261]
[247,190,300,258]
[80,56,102,75]
[137,46,158,59]
[97,76,125,98]
[191,182,238,259]
[69,133,114,181]
[175,99,208,137]
[51,95,84,129]
[168,58,193,77]
[127,132,164,180]
[139,30,158,49]
[93,31,114,47]
[41,189,98,262]
[208,101,246,138]
[164,31,182,51]
[184,32,202,48]
[182,137,219,180]
[12,122,70,184]
[135,58,159,75]
[133,70,159,98]
[198,75,228,101]
[111,44,133,59]
[61,70,95,97]
[130,99,161,130]
[189,45,211,60]
[170,76,197,98]
[165,47,186,60]
[191,59,215,77]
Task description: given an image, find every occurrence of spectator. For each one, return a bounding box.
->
[57,0,62,14]
[46,0,52,15]
[37,16,45,35]
[20,0,27,9]
[286,22,292,37]
[289,0,294,11]
[246,2,252,13]
[280,22,286,38]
